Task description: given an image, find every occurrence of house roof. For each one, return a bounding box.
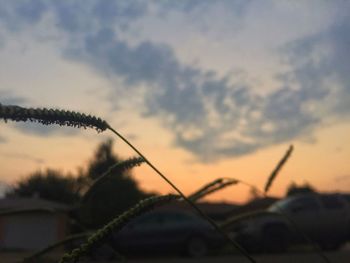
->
[0,197,71,214]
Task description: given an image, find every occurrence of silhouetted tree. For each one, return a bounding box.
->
[7,169,82,204]
[86,139,120,181]
[286,182,316,196]
[7,139,150,228]
[77,139,149,228]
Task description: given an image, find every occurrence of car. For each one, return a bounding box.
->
[110,209,225,257]
[225,193,350,253]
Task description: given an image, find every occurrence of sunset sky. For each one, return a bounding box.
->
[0,1,349,203]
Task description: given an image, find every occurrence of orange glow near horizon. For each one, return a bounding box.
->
[1,119,349,205]
[131,121,350,204]
[0,1,349,205]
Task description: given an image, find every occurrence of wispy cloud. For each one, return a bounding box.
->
[280,6,350,122]
[0,1,348,161]
[0,90,27,105]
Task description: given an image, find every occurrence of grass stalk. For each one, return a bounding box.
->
[218,175,330,263]
[0,103,108,132]
[81,157,145,203]
[107,125,257,263]
[264,145,294,194]
[263,145,329,262]
[1,104,256,262]
[189,178,238,202]
[60,195,180,263]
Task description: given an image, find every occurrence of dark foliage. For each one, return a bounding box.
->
[7,169,82,204]
[87,139,122,180]
[7,139,150,228]
[286,182,316,196]
[77,139,149,228]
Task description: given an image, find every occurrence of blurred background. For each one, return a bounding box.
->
[0,1,349,262]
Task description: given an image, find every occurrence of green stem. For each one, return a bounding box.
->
[107,125,257,263]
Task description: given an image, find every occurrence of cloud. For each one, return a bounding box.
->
[157,0,251,16]
[0,1,250,39]
[0,90,27,105]
[51,1,148,34]
[0,1,349,161]
[67,28,325,161]
[279,6,350,122]
[0,0,48,33]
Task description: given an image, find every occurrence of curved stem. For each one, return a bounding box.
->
[107,125,256,263]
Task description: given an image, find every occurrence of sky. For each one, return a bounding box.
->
[0,0,349,203]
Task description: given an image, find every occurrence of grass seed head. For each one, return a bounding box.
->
[0,103,109,132]
[60,194,180,263]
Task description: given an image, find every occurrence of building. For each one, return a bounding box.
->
[0,197,70,250]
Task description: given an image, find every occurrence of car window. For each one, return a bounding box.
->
[320,195,344,210]
[271,196,320,213]
[269,196,320,213]
[269,198,294,212]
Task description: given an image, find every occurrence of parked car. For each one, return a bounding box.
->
[111,210,225,257]
[225,193,350,253]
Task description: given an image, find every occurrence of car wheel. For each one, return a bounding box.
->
[262,224,289,253]
[185,236,208,258]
